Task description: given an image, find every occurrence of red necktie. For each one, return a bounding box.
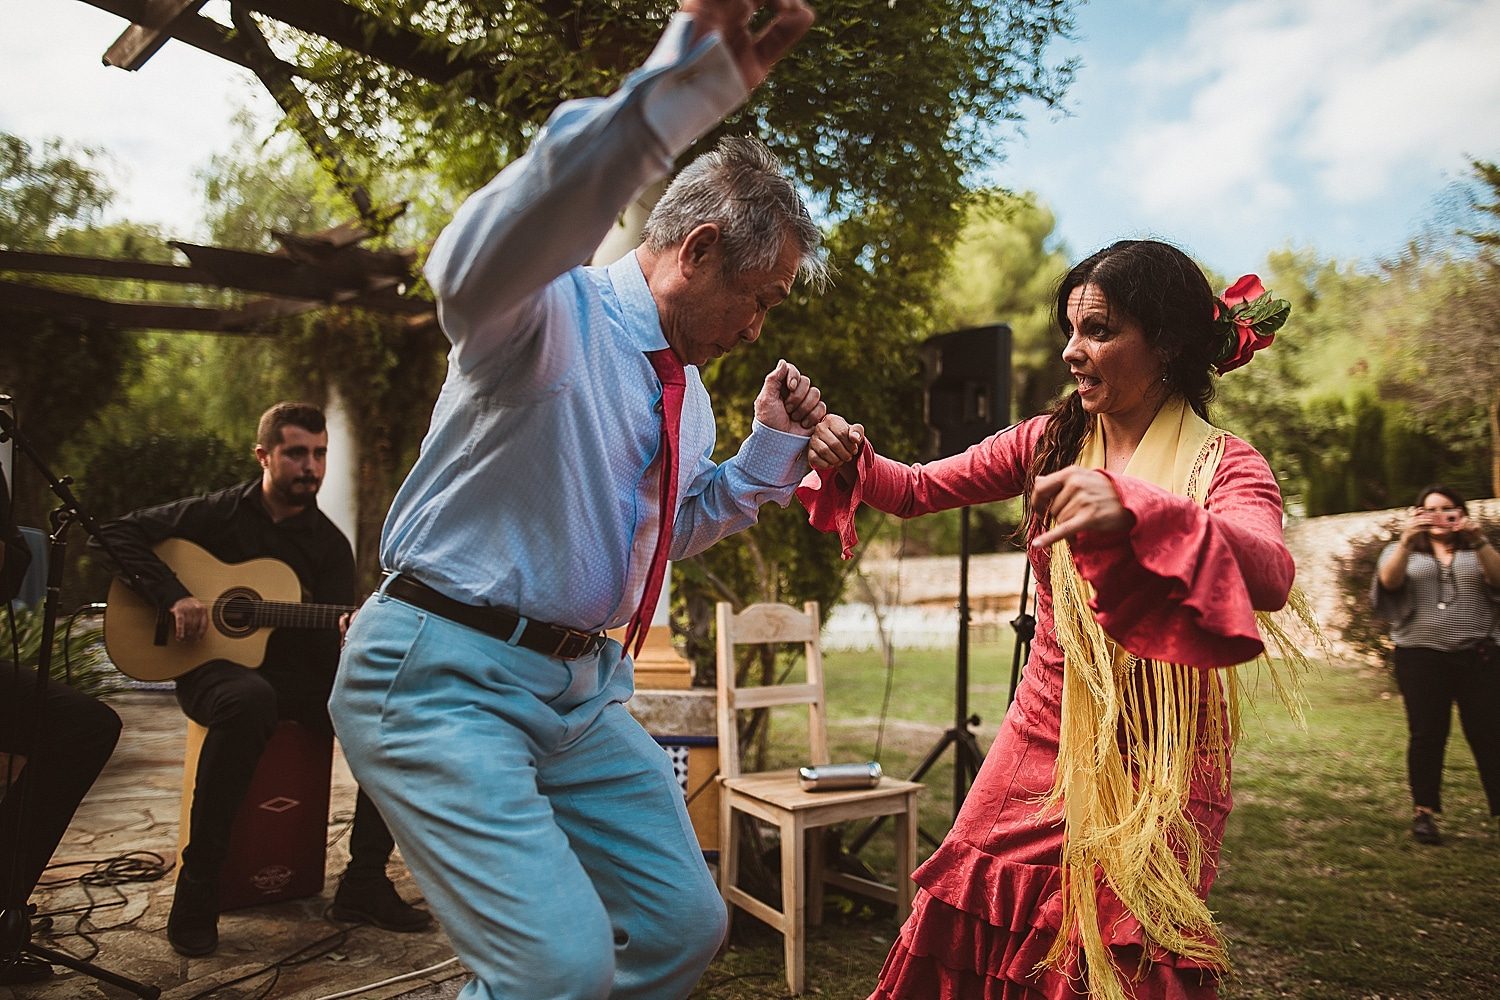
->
[623,348,686,658]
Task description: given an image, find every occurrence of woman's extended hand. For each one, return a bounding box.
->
[1029,466,1133,549]
[808,413,864,471]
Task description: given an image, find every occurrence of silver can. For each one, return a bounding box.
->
[797,761,883,791]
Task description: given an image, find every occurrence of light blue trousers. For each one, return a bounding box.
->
[330,587,727,1000]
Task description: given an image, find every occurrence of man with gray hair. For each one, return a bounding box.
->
[331,2,822,998]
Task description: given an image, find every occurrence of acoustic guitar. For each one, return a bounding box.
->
[104,537,354,682]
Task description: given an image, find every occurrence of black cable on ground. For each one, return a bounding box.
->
[32,850,171,963]
[184,925,352,1000]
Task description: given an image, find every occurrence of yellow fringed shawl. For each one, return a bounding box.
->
[1041,397,1313,999]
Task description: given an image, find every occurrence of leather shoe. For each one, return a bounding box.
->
[1411,811,1442,846]
[330,875,431,932]
[167,874,220,956]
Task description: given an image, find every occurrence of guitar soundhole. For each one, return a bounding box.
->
[216,589,260,636]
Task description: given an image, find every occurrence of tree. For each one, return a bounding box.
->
[0,134,111,249]
[1374,161,1500,496]
[931,191,1072,420]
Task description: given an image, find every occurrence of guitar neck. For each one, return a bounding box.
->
[245,600,355,631]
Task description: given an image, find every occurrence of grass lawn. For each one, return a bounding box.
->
[692,640,1500,999]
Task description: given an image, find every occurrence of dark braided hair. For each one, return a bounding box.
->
[1023,240,1220,538]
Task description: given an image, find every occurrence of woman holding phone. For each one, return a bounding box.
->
[1373,484,1500,844]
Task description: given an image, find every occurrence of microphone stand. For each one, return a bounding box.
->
[0,401,162,998]
[851,506,987,852]
[1008,559,1035,707]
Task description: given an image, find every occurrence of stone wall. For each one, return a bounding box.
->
[1284,498,1500,666]
[836,500,1500,663]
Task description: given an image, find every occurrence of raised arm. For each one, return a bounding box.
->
[797,415,1046,557]
[427,2,812,374]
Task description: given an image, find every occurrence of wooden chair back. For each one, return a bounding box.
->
[714,601,825,781]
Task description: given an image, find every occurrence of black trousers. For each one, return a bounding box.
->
[173,660,394,885]
[1393,645,1500,816]
[0,666,122,908]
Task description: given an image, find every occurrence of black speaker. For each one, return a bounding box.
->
[920,324,1012,460]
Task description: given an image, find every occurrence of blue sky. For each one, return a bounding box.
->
[995,0,1500,275]
[3,0,1499,278]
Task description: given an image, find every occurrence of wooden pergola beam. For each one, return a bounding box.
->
[167,241,408,297]
[239,0,500,97]
[0,245,415,302]
[99,0,206,71]
[0,249,214,285]
[0,277,246,333]
[80,0,545,115]
[80,0,304,77]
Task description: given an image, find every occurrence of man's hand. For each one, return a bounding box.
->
[755,359,826,434]
[170,596,209,642]
[808,413,863,470]
[339,607,359,646]
[1029,466,1133,549]
[680,0,815,90]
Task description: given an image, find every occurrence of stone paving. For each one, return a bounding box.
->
[5,690,466,1000]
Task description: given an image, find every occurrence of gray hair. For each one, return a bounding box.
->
[641,135,830,291]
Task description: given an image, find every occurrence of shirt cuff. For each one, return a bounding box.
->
[736,418,812,487]
[637,13,750,156]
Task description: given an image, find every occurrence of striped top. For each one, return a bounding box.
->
[1373,544,1499,651]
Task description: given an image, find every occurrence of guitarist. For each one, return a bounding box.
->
[97,401,428,957]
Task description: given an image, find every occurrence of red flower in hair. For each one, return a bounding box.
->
[1212,274,1290,375]
[1221,274,1267,308]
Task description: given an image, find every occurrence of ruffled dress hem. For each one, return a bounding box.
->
[868,844,1222,1000]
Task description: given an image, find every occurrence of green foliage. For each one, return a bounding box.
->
[278,2,1078,217]
[99,124,454,590]
[0,310,143,528]
[276,308,447,587]
[0,131,165,529]
[64,432,253,606]
[1,606,117,699]
[1459,158,1500,250]
[930,191,1072,419]
[1215,238,1495,514]
[0,134,111,248]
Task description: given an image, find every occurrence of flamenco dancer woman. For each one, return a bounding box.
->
[801,239,1311,1000]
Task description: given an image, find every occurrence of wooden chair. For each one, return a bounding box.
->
[715,601,922,995]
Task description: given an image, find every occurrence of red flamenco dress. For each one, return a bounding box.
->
[797,414,1296,1000]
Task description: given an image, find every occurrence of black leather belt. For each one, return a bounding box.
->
[384,575,605,660]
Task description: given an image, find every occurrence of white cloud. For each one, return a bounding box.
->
[1099,0,1500,245]
[1301,3,1500,201]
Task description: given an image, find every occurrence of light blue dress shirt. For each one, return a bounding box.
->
[380,15,812,634]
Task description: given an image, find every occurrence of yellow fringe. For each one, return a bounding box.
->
[1040,553,1318,1000]
[1042,547,1231,1000]
[1033,407,1320,998]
